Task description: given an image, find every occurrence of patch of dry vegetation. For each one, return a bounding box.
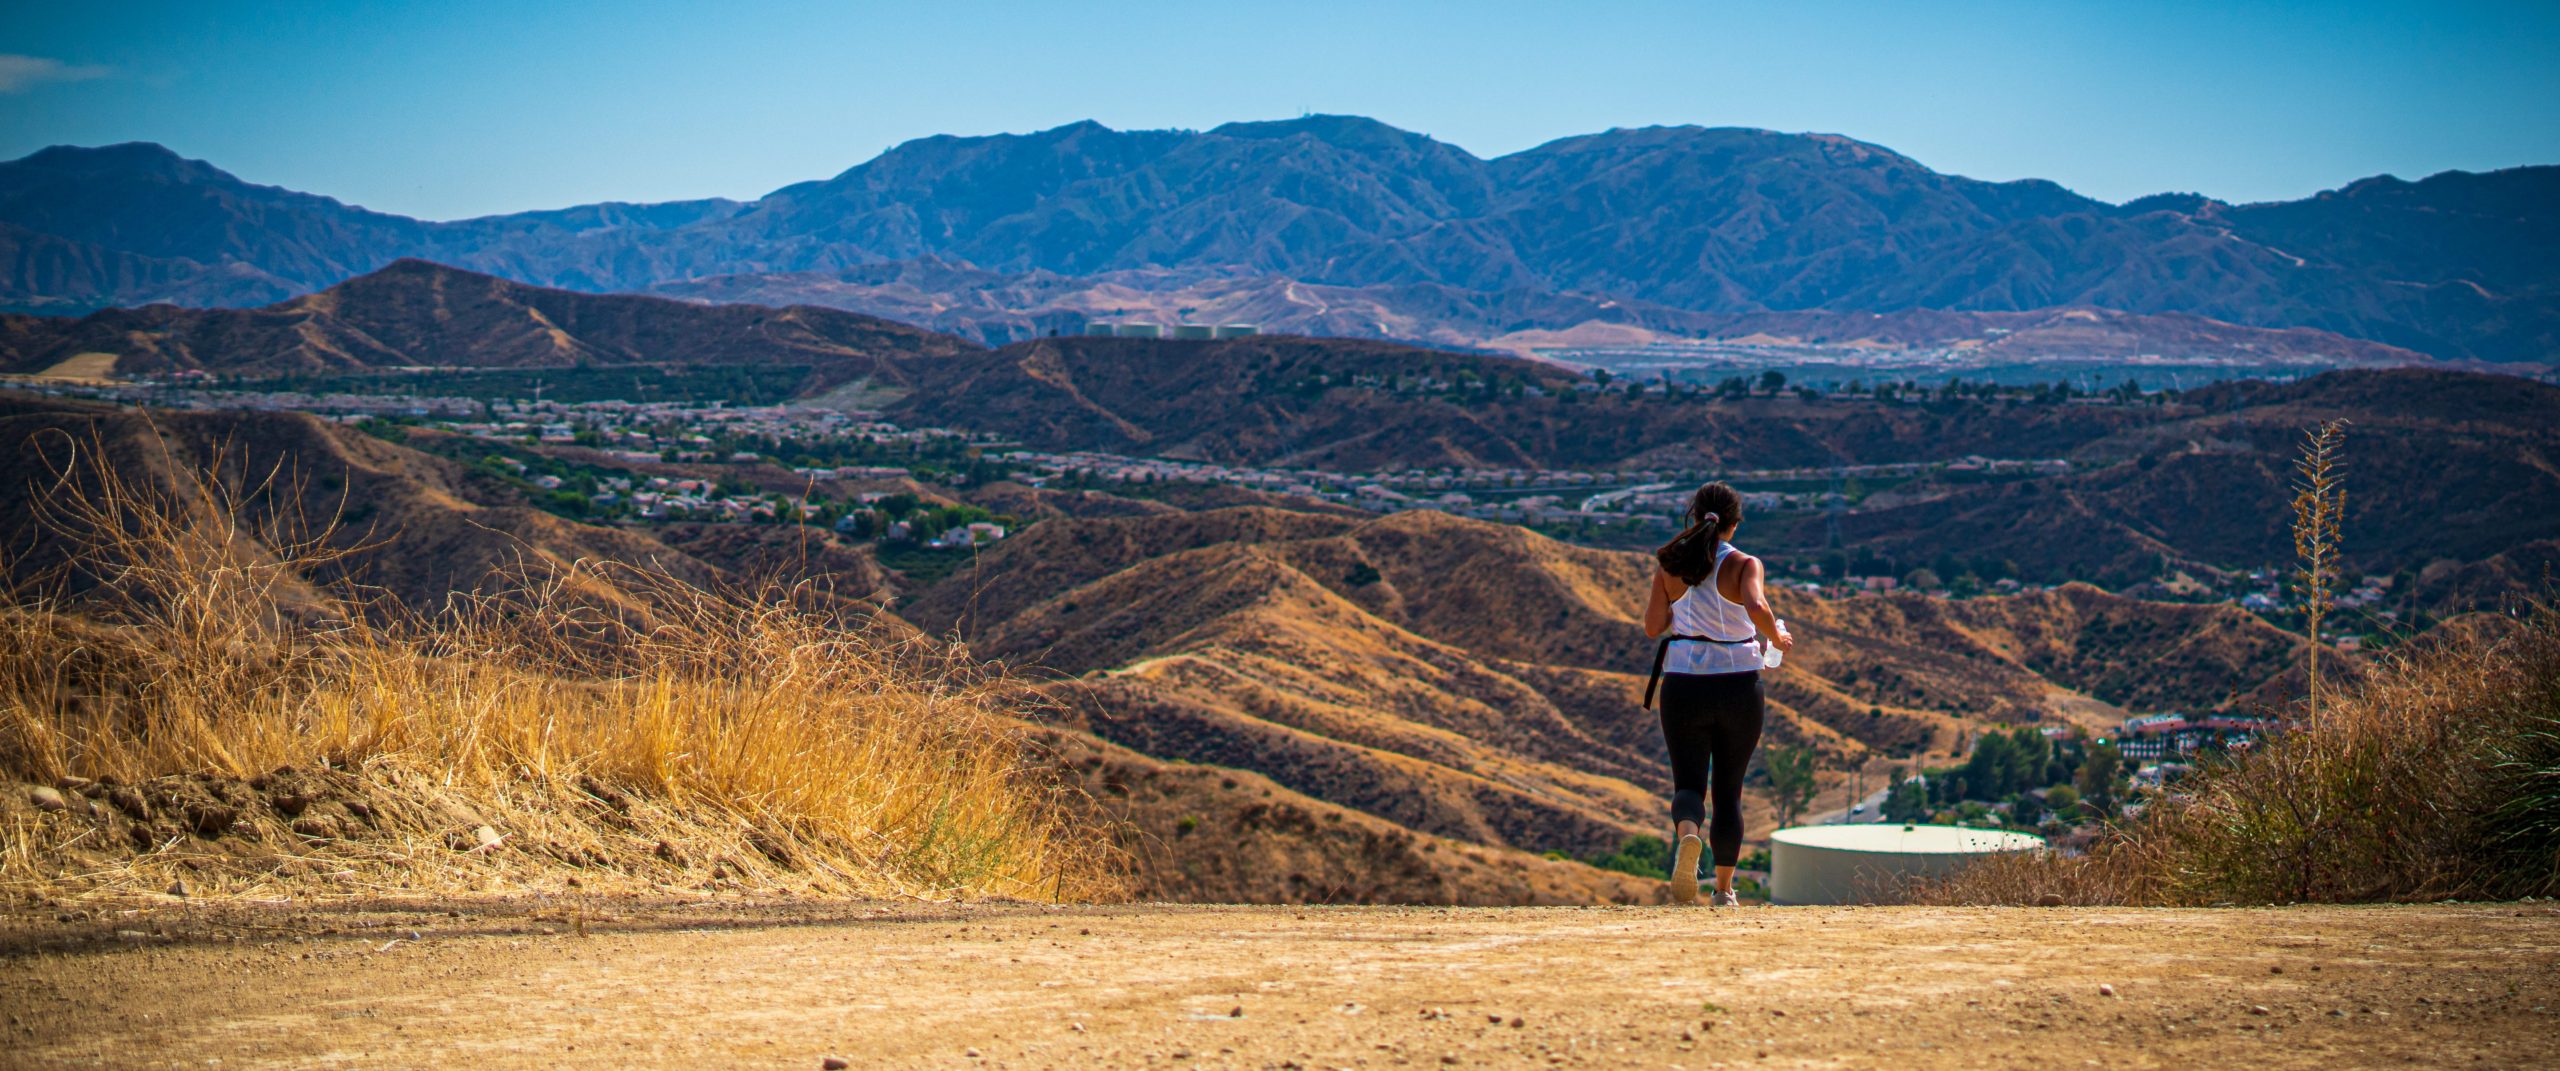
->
[0,425,1115,906]
[1913,602,2560,906]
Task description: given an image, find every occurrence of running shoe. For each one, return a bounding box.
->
[1669,834,1703,904]
[1711,889,1741,908]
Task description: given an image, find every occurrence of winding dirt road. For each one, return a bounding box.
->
[4,899,2554,1069]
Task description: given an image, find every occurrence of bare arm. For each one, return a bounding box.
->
[1643,566,1681,638]
[1727,554,1795,651]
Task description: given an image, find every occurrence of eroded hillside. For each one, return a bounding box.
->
[905,506,2308,859]
[1,393,2326,902]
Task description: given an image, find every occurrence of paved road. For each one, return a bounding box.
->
[1803,781,1898,827]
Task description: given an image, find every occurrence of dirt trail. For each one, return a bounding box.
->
[3,899,2554,1069]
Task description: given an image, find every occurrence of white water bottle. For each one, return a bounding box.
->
[1762,620,1787,670]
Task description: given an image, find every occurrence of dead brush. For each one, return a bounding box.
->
[1907,599,2560,906]
[0,421,1119,905]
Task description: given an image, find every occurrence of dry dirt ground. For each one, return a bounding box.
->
[3,898,2555,1070]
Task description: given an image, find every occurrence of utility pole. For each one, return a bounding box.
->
[1824,461,1846,551]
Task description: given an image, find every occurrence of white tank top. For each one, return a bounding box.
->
[1663,542,1762,676]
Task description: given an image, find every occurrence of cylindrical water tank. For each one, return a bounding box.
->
[1084,322,1117,337]
[1214,324,1259,338]
[1767,824,2043,905]
[1172,324,1214,340]
[1117,322,1162,339]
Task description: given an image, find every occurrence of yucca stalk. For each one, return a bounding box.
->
[2290,419,2350,717]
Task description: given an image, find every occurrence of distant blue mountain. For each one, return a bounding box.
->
[2,118,2553,360]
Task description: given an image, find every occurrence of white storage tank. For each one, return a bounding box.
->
[1172,323,1215,340]
[1084,322,1117,337]
[1214,323,1260,338]
[1767,824,2043,905]
[1117,322,1162,339]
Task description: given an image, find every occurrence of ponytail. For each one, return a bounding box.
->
[1656,481,1744,585]
[1656,512,1720,585]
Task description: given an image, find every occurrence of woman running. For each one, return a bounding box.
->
[1640,481,1793,906]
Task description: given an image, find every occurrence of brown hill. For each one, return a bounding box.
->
[0,392,1657,903]
[1040,728,1657,905]
[0,394,732,616]
[0,393,985,659]
[0,260,976,377]
[884,334,2176,470]
[1762,369,2560,588]
[0,392,2328,898]
[907,506,2309,858]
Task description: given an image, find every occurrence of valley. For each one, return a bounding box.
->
[2,259,2553,908]
[22,263,2548,617]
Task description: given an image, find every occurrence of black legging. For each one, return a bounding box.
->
[1657,670,1765,868]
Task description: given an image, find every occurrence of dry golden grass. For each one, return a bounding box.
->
[1912,602,2560,906]
[24,352,119,383]
[0,424,1117,904]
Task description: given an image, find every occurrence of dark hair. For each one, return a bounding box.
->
[1655,481,1743,585]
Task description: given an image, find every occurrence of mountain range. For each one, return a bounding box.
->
[3,117,2553,361]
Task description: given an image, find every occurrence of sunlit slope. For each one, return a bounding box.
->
[958,541,1661,851]
[1037,728,1660,905]
[0,395,1653,902]
[917,505,2313,856]
[0,395,776,621]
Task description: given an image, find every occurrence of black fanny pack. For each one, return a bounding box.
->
[1643,633,1757,709]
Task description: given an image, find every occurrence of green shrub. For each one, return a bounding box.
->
[1580,834,1674,879]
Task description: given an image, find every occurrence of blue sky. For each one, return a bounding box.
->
[4,1,2556,220]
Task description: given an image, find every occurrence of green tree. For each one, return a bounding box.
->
[2076,743,2126,819]
[2043,784,2082,824]
[1758,369,1787,395]
[1763,744,1821,829]
[1882,775,1931,823]
[2009,792,2047,829]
